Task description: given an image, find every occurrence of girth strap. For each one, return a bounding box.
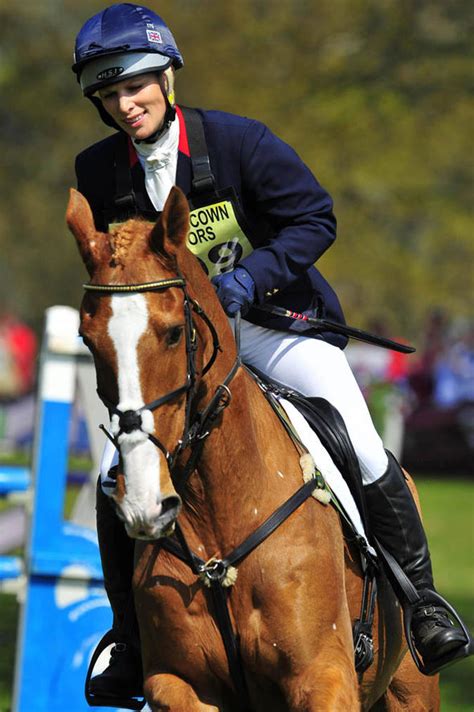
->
[209,582,252,711]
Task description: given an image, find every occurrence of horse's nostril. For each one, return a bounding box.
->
[119,409,142,433]
[160,495,181,515]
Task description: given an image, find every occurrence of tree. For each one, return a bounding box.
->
[0,0,472,341]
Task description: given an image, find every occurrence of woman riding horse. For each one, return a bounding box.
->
[71,3,469,703]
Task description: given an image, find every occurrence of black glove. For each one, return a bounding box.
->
[211,266,256,317]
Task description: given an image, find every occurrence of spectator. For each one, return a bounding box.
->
[0,310,37,399]
[434,322,474,407]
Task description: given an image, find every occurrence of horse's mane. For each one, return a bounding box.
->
[108,219,152,268]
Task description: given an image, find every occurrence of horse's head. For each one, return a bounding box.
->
[66,187,221,539]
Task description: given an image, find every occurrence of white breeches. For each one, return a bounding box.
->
[238,320,388,485]
[100,321,389,486]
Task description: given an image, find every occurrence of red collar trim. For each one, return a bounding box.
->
[127,106,189,167]
[127,137,138,168]
[176,105,190,157]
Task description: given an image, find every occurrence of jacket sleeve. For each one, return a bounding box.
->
[238,121,337,303]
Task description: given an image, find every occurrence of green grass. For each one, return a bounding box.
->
[416,478,474,711]
[0,476,472,710]
[0,595,17,712]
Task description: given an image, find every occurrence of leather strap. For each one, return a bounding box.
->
[114,133,136,213]
[108,108,216,226]
[180,107,216,194]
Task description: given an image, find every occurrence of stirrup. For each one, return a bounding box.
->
[374,538,473,675]
[85,629,146,710]
[353,567,377,674]
[403,589,474,676]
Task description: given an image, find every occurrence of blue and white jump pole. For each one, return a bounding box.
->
[8,305,128,712]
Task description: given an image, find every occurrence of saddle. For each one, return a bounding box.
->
[246,366,370,531]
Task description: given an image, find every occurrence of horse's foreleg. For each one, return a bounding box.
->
[281,654,360,712]
[144,672,220,712]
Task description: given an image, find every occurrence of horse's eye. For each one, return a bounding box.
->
[166,326,183,347]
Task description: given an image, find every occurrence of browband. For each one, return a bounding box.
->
[83,278,186,294]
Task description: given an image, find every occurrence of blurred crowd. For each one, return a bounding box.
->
[346,309,474,473]
[347,310,474,411]
[408,310,474,410]
[0,310,37,453]
[0,310,37,401]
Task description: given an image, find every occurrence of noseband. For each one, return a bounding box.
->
[83,275,240,491]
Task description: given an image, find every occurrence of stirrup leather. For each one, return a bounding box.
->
[353,567,377,674]
[85,629,146,710]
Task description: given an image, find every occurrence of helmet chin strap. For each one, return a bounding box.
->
[136,67,176,144]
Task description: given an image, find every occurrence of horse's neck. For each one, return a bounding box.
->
[182,365,303,553]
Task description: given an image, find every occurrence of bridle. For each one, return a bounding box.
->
[83,274,241,491]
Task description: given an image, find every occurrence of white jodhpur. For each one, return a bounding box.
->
[236,320,389,485]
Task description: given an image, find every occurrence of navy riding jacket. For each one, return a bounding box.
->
[75,106,347,347]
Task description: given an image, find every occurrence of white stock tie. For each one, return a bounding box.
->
[133,117,179,211]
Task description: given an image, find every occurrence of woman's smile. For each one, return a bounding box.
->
[98,73,167,140]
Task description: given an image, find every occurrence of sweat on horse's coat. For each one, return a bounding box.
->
[67,185,440,712]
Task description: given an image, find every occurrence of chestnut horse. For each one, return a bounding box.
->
[67,186,439,712]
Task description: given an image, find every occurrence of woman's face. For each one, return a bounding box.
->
[98,73,167,140]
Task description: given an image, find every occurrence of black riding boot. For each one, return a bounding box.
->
[364,452,470,672]
[89,479,143,700]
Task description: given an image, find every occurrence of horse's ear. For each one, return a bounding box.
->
[66,188,103,276]
[150,186,189,258]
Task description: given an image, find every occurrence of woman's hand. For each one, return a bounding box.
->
[211,266,256,316]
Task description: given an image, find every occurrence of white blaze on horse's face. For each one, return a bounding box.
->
[107,293,173,538]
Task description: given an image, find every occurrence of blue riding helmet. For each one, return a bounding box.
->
[72,3,183,96]
[72,4,183,133]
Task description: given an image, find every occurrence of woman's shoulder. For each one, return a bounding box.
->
[191,107,265,137]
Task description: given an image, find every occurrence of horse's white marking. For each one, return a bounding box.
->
[332,623,337,630]
[108,294,162,528]
[254,507,258,515]
[277,470,285,479]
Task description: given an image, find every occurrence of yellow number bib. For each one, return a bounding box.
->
[187,200,253,277]
[110,199,254,278]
